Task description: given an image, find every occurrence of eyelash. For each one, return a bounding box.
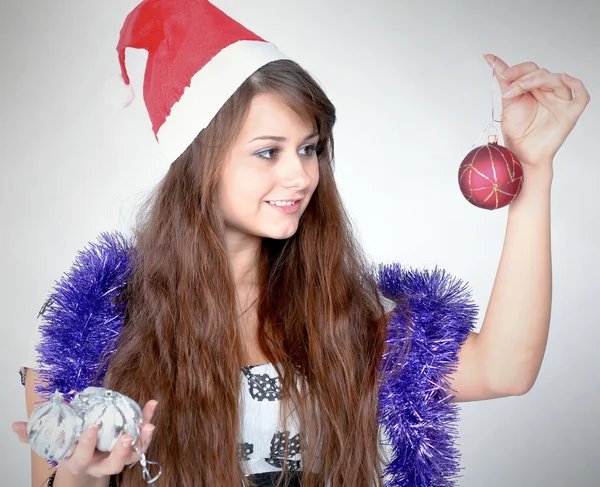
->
[255,143,320,161]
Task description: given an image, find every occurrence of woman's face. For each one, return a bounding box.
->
[219,93,320,244]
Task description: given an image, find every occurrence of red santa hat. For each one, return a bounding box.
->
[116,0,289,162]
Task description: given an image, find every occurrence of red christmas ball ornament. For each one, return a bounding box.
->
[458,135,524,210]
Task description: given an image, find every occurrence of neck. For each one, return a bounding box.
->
[225,228,261,298]
[225,229,270,365]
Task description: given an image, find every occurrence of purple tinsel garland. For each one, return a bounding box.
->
[376,264,478,487]
[35,233,477,486]
[35,232,133,402]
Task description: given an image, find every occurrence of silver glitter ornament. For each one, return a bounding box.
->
[27,390,83,461]
[70,386,107,415]
[79,387,143,452]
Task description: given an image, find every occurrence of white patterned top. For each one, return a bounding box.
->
[239,363,302,475]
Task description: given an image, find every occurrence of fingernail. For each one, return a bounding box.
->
[496,66,510,80]
[520,78,534,88]
[143,426,155,448]
[11,423,19,433]
[85,426,98,438]
[121,435,133,448]
[503,85,520,98]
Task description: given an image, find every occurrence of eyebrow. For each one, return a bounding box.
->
[247,132,319,144]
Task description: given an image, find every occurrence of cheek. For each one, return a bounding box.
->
[309,161,320,191]
[222,165,270,209]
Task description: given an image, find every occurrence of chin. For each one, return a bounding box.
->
[262,224,300,240]
[264,230,299,240]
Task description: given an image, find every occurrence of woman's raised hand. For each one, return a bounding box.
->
[13,399,158,478]
[484,54,590,168]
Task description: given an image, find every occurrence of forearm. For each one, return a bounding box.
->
[476,166,553,395]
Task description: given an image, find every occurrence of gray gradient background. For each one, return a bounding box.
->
[1,0,599,485]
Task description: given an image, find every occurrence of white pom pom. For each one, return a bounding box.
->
[103,74,136,108]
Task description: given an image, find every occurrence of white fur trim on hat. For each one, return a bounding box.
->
[156,40,290,162]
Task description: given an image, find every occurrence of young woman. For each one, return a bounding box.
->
[12,0,590,486]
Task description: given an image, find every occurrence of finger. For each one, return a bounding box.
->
[483,54,512,93]
[64,425,99,475]
[142,400,158,424]
[122,424,156,467]
[94,434,135,475]
[504,70,572,101]
[499,61,540,82]
[484,55,540,88]
[12,422,29,443]
[140,424,155,452]
[561,73,591,112]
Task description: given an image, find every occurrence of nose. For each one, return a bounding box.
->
[277,153,313,190]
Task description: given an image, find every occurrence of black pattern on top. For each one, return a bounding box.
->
[248,471,303,486]
[19,366,27,386]
[238,441,254,461]
[242,366,281,401]
[265,431,301,471]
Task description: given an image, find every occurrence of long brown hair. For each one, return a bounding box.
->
[104,59,389,486]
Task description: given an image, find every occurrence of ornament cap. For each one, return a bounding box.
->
[50,390,64,404]
[488,134,499,145]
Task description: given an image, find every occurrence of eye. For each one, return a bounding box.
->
[255,148,280,160]
[299,144,319,157]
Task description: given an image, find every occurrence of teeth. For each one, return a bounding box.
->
[269,201,296,207]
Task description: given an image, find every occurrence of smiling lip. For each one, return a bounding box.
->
[266,199,302,215]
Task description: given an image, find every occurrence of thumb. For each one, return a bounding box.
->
[483,54,511,93]
[12,422,29,444]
